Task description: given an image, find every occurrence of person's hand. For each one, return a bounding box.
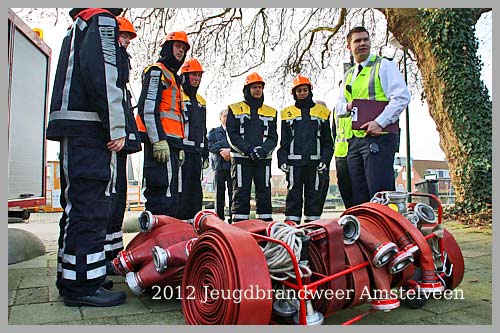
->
[202,158,209,169]
[347,102,353,112]
[361,120,383,136]
[246,146,258,160]
[219,148,231,161]
[107,137,125,152]
[153,140,170,163]
[179,150,185,166]
[280,163,290,173]
[317,162,328,172]
[254,146,267,159]
[249,151,259,160]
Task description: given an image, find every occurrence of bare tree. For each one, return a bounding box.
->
[18,8,492,223]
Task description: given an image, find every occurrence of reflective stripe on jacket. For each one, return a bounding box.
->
[278,104,334,166]
[47,8,126,141]
[136,62,184,147]
[181,91,208,156]
[226,101,277,160]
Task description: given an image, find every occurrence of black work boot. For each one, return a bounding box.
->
[63,287,126,307]
[100,279,114,290]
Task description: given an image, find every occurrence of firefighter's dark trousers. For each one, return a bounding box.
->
[284,165,330,224]
[177,152,203,221]
[143,142,181,217]
[56,136,112,297]
[214,169,232,222]
[335,156,354,209]
[347,133,398,205]
[105,151,127,261]
[231,158,272,222]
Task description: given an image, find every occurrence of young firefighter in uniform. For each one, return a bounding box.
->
[226,72,278,222]
[277,75,334,224]
[47,8,128,307]
[136,32,189,217]
[104,16,141,274]
[177,59,209,222]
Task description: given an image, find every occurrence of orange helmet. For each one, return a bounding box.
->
[181,58,204,74]
[162,31,190,51]
[292,75,313,91]
[116,16,137,39]
[244,72,265,87]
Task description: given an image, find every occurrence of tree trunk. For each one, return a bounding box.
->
[382,8,492,222]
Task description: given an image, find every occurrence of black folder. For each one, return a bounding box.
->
[351,99,399,133]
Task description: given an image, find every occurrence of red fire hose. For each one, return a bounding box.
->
[116,193,464,325]
[182,212,273,324]
[345,203,442,289]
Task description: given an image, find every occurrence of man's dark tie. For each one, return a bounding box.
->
[356,64,363,78]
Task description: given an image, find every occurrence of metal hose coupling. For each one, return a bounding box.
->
[386,191,409,214]
[112,257,128,275]
[372,241,398,267]
[337,215,361,245]
[273,298,298,317]
[116,250,134,273]
[152,238,198,273]
[370,298,400,311]
[418,281,445,293]
[388,250,414,274]
[138,210,156,233]
[293,300,324,325]
[403,210,420,227]
[413,203,437,224]
[193,210,218,234]
[152,246,169,272]
[125,272,145,295]
[371,191,409,214]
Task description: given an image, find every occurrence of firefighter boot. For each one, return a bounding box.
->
[63,287,126,307]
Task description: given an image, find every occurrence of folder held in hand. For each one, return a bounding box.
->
[351,99,399,133]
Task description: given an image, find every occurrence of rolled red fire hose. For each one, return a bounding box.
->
[343,243,371,308]
[345,203,439,285]
[440,229,464,289]
[304,219,346,316]
[120,203,464,324]
[182,212,273,325]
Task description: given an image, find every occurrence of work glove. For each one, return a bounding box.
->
[280,163,290,173]
[254,146,267,159]
[202,158,210,169]
[179,150,185,166]
[153,140,170,163]
[246,146,258,160]
[317,162,328,172]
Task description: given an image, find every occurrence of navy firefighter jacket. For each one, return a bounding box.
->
[47,8,127,142]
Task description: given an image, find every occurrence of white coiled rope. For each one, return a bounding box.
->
[261,222,312,281]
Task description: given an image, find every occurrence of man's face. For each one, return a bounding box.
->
[118,32,133,49]
[249,83,264,99]
[220,112,228,127]
[188,72,202,87]
[172,41,188,62]
[294,85,310,100]
[348,31,371,63]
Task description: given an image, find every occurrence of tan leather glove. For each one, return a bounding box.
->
[153,140,170,163]
[179,150,185,166]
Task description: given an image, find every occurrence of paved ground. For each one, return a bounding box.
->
[7,211,492,325]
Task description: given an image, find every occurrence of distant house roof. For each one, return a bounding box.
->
[412,160,449,179]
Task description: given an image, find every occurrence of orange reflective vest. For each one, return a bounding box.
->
[136,62,184,141]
